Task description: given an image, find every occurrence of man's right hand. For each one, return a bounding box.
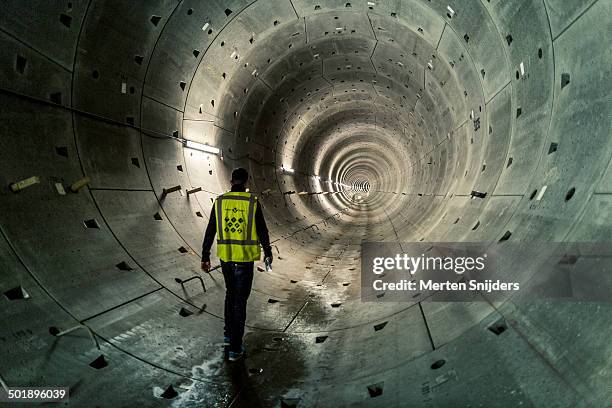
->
[201,261,211,272]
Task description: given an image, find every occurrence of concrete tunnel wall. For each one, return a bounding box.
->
[0,0,611,406]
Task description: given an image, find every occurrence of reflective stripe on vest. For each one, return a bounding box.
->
[215,192,261,262]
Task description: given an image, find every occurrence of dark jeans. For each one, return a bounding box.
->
[221,260,254,352]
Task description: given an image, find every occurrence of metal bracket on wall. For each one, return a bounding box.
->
[186,187,202,195]
[50,325,100,350]
[0,374,9,393]
[175,276,206,292]
[69,177,91,193]
[162,185,182,196]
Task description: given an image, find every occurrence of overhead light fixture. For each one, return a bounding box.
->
[183,140,221,155]
[282,166,295,173]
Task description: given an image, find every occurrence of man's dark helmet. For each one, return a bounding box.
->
[231,168,249,184]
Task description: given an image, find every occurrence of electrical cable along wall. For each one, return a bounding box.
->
[0,0,611,406]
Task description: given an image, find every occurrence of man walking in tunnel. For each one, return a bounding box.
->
[201,168,273,362]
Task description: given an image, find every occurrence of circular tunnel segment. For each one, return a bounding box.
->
[1,0,611,407]
[217,26,470,244]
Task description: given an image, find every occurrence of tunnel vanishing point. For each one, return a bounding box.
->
[1,0,611,407]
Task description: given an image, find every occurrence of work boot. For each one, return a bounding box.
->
[228,345,246,362]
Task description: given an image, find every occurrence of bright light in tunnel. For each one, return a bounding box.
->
[183,140,221,155]
[281,165,295,173]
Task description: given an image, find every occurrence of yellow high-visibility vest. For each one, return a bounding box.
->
[214,191,261,262]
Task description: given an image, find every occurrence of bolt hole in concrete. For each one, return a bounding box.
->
[55,146,68,157]
[49,92,62,104]
[549,142,559,154]
[83,219,100,229]
[561,73,571,88]
[559,254,579,265]
[179,307,193,317]
[4,286,30,300]
[499,231,512,242]
[367,382,384,398]
[150,15,161,26]
[116,261,133,271]
[373,322,388,331]
[15,55,27,74]
[431,359,446,370]
[89,355,109,370]
[59,13,72,28]
[160,385,178,399]
[488,319,508,335]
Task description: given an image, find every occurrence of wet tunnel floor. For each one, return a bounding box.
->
[75,244,593,407]
[2,207,595,407]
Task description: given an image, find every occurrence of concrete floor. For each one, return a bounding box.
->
[1,0,611,407]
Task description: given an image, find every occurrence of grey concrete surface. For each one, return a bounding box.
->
[0,0,611,407]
